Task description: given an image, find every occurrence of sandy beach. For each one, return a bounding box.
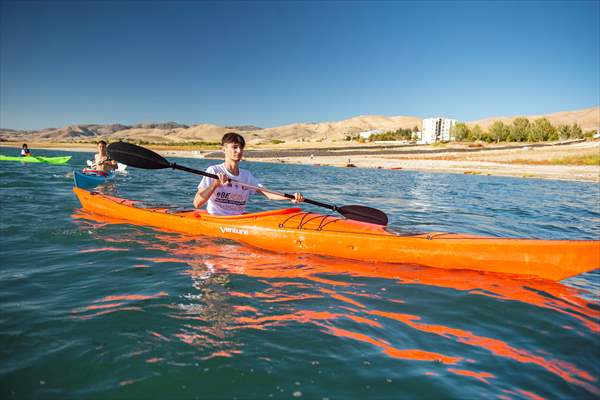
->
[2,140,599,183]
[165,140,600,183]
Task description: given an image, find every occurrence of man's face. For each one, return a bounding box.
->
[97,143,106,153]
[223,142,243,162]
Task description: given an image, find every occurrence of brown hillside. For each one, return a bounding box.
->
[1,106,597,144]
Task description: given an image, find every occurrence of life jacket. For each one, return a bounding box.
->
[82,168,108,177]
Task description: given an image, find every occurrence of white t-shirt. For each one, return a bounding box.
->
[197,163,263,216]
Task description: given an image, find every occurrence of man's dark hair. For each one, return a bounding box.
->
[97,140,107,146]
[22,143,28,148]
[221,132,245,148]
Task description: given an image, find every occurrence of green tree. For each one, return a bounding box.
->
[471,125,483,140]
[452,123,470,141]
[557,124,570,140]
[483,132,494,143]
[529,118,555,142]
[489,121,509,143]
[412,125,419,133]
[547,129,559,141]
[570,123,583,139]
[468,125,483,141]
[369,128,413,141]
[509,117,530,142]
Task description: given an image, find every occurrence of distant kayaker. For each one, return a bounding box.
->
[20,144,31,157]
[193,132,304,215]
[93,140,118,173]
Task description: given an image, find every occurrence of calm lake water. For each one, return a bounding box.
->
[1,147,599,399]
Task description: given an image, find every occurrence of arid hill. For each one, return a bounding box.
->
[1,107,597,144]
[244,115,423,144]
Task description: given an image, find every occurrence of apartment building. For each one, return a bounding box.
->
[419,117,457,144]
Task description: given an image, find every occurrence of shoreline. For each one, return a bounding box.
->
[2,141,598,183]
[243,155,599,183]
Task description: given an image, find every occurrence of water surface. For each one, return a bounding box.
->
[1,147,599,399]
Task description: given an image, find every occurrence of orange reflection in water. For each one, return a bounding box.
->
[166,237,599,394]
[71,292,168,320]
[175,237,598,333]
[447,368,495,384]
[326,325,462,365]
[367,309,597,393]
[78,247,129,253]
[72,211,600,395]
[501,388,548,400]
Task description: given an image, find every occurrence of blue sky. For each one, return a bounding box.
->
[1,1,598,130]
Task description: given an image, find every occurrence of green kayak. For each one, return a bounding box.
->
[0,155,72,165]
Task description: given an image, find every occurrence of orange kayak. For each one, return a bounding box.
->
[73,187,599,281]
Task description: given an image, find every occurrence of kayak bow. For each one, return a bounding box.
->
[73,170,116,188]
[72,187,599,281]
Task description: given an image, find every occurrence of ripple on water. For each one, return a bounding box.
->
[0,147,599,399]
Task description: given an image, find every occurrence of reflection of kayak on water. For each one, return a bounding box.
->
[86,159,127,173]
[0,154,72,165]
[73,208,599,328]
[72,186,600,281]
[73,169,116,188]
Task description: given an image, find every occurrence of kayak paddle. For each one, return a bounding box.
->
[107,141,389,226]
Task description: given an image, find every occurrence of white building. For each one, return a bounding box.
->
[419,117,457,144]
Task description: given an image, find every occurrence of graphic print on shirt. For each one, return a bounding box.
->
[197,164,262,216]
[214,186,250,207]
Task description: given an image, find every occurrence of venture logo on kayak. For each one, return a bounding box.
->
[220,226,249,235]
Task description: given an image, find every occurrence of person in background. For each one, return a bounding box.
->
[20,144,31,157]
[193,132,303,215]
[93,140,118,173]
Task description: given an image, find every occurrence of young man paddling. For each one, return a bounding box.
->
[194,132,304,215]
[93,140,118,173]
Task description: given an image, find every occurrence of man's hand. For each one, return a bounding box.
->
[292,192,304,203]
[215,172,229,186]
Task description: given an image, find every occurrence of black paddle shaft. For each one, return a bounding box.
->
[175,164,388,225]
[108,141,388,225]
[173,163,336,210]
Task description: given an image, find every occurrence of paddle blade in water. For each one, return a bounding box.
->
[338,205,389,226]
[107,142,170,169]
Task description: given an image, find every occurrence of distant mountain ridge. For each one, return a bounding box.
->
[1,107,597,144]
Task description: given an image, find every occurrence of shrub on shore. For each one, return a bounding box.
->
[452,118,585,143]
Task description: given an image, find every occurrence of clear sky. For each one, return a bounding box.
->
[1,0,598,130]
